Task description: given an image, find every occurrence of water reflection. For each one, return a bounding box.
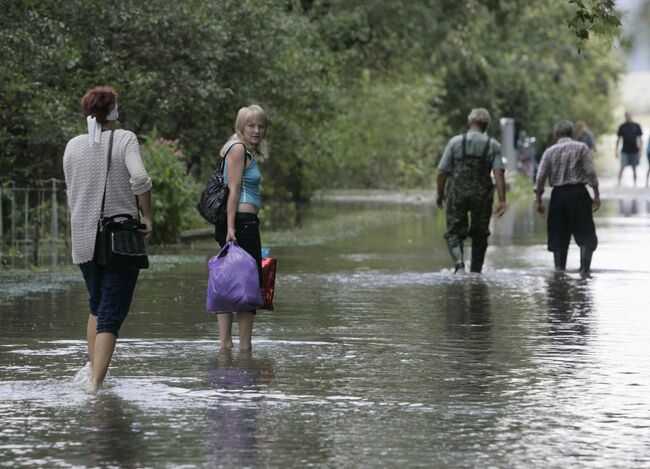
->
[619,199,639,217]
[440,280,493,391]
[617,198,650,217]
[206,351,274,467]
[546,273,592,344]
[442,280,492,337]
[79,393,142,468]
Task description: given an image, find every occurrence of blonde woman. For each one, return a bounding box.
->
[214,105,269,351]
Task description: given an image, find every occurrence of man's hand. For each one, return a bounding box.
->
[436,194,445,209]
[536,201,546,215]
[592,198,601,212]
[494,202,507,217]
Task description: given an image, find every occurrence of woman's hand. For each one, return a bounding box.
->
[139,215,154,239]
[225,227,237,244]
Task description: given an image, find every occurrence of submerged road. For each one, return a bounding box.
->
[1,175,650,468]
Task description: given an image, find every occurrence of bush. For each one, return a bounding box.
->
[140,132,204,244]
[327,70,448,189]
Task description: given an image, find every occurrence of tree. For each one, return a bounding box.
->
[0,0,626,222]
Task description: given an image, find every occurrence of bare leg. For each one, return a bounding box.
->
[237,311,255,351]
[86,314,97,362]
[632,166,637,186]
[217,313,234,351]
[88,332,117,392]
[618,167,624,186]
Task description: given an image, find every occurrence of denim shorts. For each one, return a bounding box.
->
[621,152,639,167]
[79,260,140,337]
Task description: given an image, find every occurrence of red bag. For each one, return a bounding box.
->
[260,257,276,310]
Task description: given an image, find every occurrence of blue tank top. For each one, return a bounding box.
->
[223,142,261,209]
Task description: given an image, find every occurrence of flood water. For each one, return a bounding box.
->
[2,188,650,468]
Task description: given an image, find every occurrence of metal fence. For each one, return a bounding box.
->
[0,179,70,268]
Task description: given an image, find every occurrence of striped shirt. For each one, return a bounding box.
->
[63,129,152,264]
[535,137,598,195]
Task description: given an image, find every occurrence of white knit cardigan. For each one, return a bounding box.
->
[63,129,152,264]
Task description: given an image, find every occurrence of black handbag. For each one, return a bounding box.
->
[97,130,150,270]
[197,142,250,226]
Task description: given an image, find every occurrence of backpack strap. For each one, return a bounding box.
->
[220,142,251,174]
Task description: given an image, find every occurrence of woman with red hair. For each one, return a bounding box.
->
[64,86,154,391]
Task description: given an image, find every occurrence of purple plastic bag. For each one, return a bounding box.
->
[206,242,264,313]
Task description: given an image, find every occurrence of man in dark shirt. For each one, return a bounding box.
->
[616,111,643,187]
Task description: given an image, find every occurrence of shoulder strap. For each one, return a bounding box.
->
[461,134,467,159]
[224,142,251,159]
[221,141,251,173]
[99,130,142,222]
[99,130,115,221]
[481,137,492,159]
[221,141,252,188]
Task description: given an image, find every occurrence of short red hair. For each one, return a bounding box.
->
[81,86,117,124]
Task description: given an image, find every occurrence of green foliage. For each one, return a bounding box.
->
[429,0,622,145]
[139,133,203,244]
[1,0,337,225]
[327,70,448,188]
[568,0,620,46]
[314,0,623,186]
[0,0,626,234]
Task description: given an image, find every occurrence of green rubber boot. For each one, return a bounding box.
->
[448,244,465,273]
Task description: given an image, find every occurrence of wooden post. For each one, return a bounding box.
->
[23,187,30,263]
[0,186,3,260]
[10,181,16,248]
[24,186,29,242]
[51,179,58,267]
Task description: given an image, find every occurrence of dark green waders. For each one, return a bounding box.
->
[444,134,495,273]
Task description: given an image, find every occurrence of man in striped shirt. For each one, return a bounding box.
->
[535,120,600,273]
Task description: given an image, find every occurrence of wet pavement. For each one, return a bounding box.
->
[1,181,650,468]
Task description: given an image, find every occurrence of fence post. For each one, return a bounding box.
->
[0,186,3,259]
[0,186,4,247]
[10,181,16,247]
[24,186,29,242]
[23,186,30,262]
[51,179,58,267]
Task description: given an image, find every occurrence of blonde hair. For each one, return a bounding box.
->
[220,104,269,161]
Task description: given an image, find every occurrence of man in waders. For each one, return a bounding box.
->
[535,120,600,273]
[436,108,507,273]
